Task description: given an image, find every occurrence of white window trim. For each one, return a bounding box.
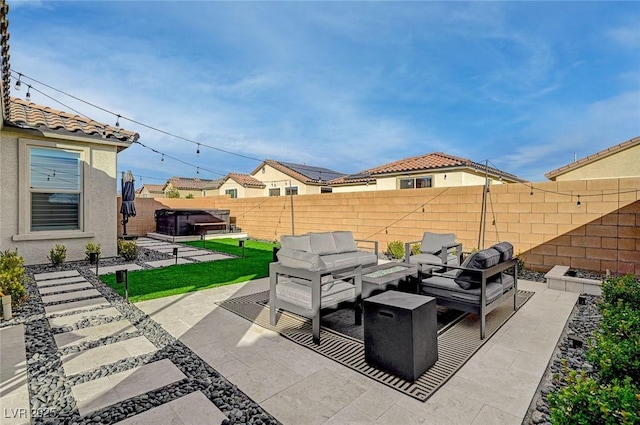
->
[13,138,95,241]
[398,175,433,190]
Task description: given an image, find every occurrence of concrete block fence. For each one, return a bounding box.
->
[117,177,640,275]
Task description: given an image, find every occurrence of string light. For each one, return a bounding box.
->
[196,167,200,175]
[115,115,121,128]
[161,154,164,163]
[530,185,534,196]
[576,194,581,208]
[25,85,31,101]
[14,73,21,91]
[196,144,200,157]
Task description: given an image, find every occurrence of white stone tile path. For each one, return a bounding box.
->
[144,258,193,268]
[89,264,145,276]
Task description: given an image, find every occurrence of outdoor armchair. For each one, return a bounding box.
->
[405,232,462,274]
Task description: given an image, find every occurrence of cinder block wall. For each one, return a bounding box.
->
[118,177,640,275]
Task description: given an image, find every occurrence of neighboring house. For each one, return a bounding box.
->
[545,136,640,181]
[163,176,223,198]
[136,184,165,198]
[328,152,524,192]
[220,160,345,198]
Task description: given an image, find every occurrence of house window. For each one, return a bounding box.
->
[269,188,280,196]
[29,147,81,231]
[321,187,332,193]
[285,186,298,196]
[399,176,432,190]
[225,189,238,198]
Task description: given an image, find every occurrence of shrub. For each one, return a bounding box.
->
[386,240,404,260]
[185,193,194,199]
[117,239,138,261]
[549,372,640,425]
[601,274,640,308]
[410,243,421,256]
[0,249,27,308]
[85,242,101,263]
[48,244,67,266]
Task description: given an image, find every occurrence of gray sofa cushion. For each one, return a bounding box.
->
[320,253,359,271]
[490,242,514,262]
[420,274,504,305]
[281,235,312,252]
[310,232,338,255]
[275,278,356,310]
[420,232,456,254]
[455,248,501,290]
[332,231,357,253]
[277,248,325,271]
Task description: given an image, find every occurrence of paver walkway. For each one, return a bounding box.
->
[0,269,230,424]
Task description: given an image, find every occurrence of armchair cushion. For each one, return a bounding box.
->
[275,278,356,310]
[420,273,504,304]
[420,232,456,254]
[281,235,312,252]
[310,232,338,255]
[454,248,501,290]
[490,242,514,262]
[408,253,443,266]
[332,231,358,253]
[277,248,325,271]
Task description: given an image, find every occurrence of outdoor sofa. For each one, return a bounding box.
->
[269,231,379,344]
[418,242,518,339]
[405,232,463,275]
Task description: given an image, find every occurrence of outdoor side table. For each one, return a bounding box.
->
[364,291,437,381]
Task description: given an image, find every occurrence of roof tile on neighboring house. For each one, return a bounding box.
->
[6,97,138,146]
[136,184,164,195]
[545,136,640,180]
[1,1,9,119]
[226,173,266,188]
[253,159,345,184]
[166,177,221,190]
[330,152,522,184]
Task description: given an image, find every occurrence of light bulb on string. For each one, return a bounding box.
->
[25,85,31,101]
[115,115,121,128]
[14,73,22,91]
[576,194,581,208]
[530,185,534,196]
[196,144,200,157]
[196,167,200,175]
[161,154,164,163]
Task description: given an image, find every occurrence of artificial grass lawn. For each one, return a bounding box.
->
[101,238,277,302]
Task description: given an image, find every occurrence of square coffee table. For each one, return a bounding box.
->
[339,262,419,299]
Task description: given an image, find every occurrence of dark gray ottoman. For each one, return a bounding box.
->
[364,291,437,381]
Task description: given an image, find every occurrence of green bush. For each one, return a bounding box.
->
[48,244,67,266]
[549,372,640,425]
[85,242,101,263]
[601,274,640,308]
[386,240,404,260]
[117,239,138,261]
[410,243,421,256]
[0,249,27,308]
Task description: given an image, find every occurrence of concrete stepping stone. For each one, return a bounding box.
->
[72,358,186,417]
[144,258,192,268]
[61,335,156,376]
[174,249,214,257]
[41,289,102,304]
[0,324,31,425]
[36,275,87,288]
[39,281,93,295]
[91,264,144,275]
[113,391,227,425]
[48,307,122,329]
[190,254,232,262]
[45,297,111,316]
[34,270,80,281]
[155,247,198,254]
[54,320,137,349]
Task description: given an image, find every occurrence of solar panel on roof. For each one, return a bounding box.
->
[279,161,345,181]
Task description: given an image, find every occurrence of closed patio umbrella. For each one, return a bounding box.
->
[120,170,136,236]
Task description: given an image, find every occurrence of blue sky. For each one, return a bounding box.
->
[7,1,640,184]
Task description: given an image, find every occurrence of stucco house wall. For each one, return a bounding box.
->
[0,129,119,264]
[554,144,640,181]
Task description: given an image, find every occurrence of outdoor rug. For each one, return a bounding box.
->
[216,289,534,402]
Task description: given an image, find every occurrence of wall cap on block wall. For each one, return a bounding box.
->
[545,264,602,296]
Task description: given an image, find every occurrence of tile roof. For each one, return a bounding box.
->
[1,0,9,119]
[545,136,640,180]
[136,184,165,195]
[252,160,345,184]
[7,97,138,146]
[225,173,266,188]
[329,152,523,185]
[166,177,222,190]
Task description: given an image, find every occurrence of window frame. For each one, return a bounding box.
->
[285,186,299,196]
[225,188,238,198]
[14,138,93,241]
[269,188,281,197]
[399,175,433,190]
